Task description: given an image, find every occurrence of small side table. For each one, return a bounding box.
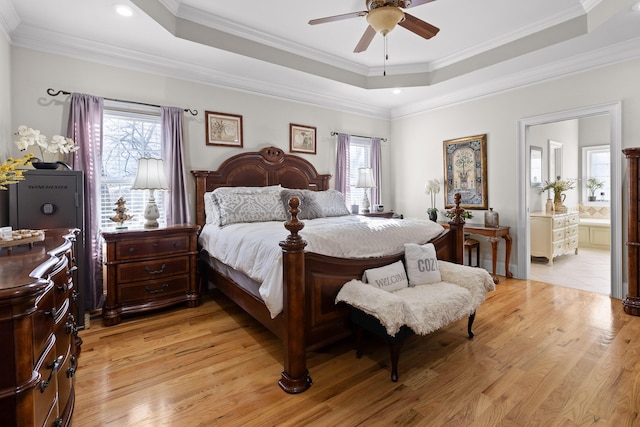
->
[101,224,200,326]
[358,211,394,218]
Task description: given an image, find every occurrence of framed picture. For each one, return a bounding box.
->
[205,111,243,147]
[443,134,488,209]
[289,123,316,154]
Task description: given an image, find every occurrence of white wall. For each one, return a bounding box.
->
[391,58,640,278]
[4,47,391,224]
[0,31,11,224]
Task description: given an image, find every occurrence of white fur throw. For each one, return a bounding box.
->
[336,261,495,337]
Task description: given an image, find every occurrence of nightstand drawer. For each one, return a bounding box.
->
[114,235,190,261]
[117,275,190,303]
[115,256,189,283]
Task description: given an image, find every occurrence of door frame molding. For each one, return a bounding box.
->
[516,101,622,298]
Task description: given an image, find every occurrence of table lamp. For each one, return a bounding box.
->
[356,167,376,213]
[131,158,169,228]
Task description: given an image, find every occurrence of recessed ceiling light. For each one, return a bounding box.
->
[114,4,134,17]
[392,89,402,95]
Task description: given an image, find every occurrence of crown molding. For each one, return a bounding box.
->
[0,0,19,39]
[9,25,391,119]
[390,35,640,119]
[176,3,371,76]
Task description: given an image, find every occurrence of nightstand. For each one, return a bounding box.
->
[358,211,395,218]
[101,224,200,326]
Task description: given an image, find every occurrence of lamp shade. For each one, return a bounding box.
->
[356,167,376,189]
[131,158,169,190]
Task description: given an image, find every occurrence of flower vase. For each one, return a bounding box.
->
[32,161,61,170]
[554,191,567,213]
[428,210,438,222]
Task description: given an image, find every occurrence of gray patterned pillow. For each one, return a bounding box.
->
[212,186,287,226]
[280,189,324,220]
[314,189,351,217]
[204,191,219,224]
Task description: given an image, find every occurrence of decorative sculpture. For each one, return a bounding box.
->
[110,196,134,229]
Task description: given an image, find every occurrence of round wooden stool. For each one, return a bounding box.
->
[464,237,480,267]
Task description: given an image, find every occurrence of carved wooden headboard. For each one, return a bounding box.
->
[191,146,332,228]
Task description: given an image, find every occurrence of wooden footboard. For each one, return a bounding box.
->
[278,194,465,393]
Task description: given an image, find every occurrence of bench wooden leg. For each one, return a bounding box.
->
[468,312,476,339]
[389,341,404,382]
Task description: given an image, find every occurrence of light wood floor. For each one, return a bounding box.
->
[74,278,640,426]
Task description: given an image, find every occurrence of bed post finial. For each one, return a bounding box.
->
[448,193,465,264]
[448,193,466,225]
[279,196,312,393]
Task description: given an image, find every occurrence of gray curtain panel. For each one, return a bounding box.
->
[161,106,191,225]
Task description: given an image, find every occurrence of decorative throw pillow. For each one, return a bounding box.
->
[314,189,351,217]
[203,191,219,224]
[361,260,409,292]
[280,189,325,220]
[404,243,441,286]
[213,189,288,226]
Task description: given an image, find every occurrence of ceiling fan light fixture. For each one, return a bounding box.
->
[366,7,405,36]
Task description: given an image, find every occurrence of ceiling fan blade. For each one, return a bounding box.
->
[399,13,440,39]
[404,0,438,8]
[354,25,377,53]
[308,11,367,25]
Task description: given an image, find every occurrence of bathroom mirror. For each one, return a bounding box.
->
[548,140,563,181]
[530,146,543,187]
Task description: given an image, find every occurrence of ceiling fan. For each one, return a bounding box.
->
[308,0,440,53]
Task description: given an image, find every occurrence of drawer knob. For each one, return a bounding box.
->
[56,282,69,293]
[145,283,169,294]
[40,355,64,392]
[67,265,78,275]
[129,247,135,253]
[45,307,58,318]
[145,264,167,275]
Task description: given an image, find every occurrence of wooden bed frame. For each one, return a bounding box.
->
[192,146,465,393]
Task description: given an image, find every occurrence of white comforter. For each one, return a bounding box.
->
[199,215,444,318]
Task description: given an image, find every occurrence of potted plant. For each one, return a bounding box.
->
[541,178,575,212]
[14,125,79,169]
[586,177,605,201]
[425,178,440,222]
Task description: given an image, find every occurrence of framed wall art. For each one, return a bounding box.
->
[443,134,488,209]
[205,111,243,147]
[289,123,316,154]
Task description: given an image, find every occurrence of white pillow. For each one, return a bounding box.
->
[404,243,441,286]
[362,260,409,292]
[314,189,351,217]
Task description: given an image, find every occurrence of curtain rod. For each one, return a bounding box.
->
[46,88,198,116]
[330,131,387,142]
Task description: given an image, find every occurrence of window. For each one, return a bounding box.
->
[347,137,371,207]
[100,107,166,229]
[582,145,610,202]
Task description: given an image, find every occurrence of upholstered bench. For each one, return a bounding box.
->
[336,255,495,382]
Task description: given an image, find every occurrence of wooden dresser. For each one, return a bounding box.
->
[102,224,200,326]
[530,211,579,265]
[0,229,82,427]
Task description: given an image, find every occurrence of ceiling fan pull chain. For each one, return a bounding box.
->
[383,36,388,76]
